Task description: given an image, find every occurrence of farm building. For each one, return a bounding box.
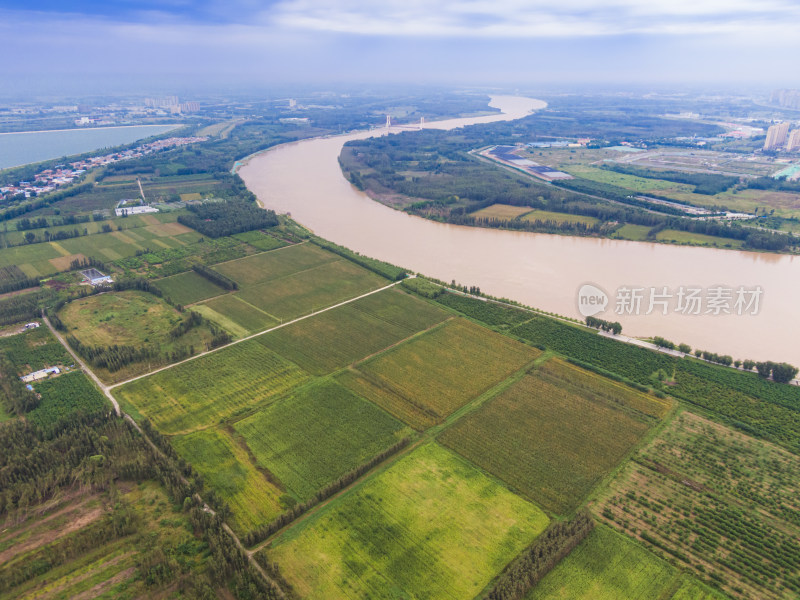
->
[21,366,60,383]
[81,268,113,286]
[115,205,159,217]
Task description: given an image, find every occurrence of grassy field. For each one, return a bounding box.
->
[234,380,408,501]
[670,576,732,600]
[471,203,535,219]
[655,229,744,248]
[339,317,539,429]
[257,288,448,375]
[233,259,387,321]
[526,524,677,600]
[58,290,221,383]
[115,339,309,434]
[60,290,197,347]
[613,223,652,241]
[566,165,693,195]
[594,411,800,600]
[154,271,226,305]
[669,187,800,219]
[172,427,284,535]
[521,209,599,226]
[197,294,278,336]
[440,359,671,515]
[0,481,208,600]
[213,243,337,287]
[264,443,548,600]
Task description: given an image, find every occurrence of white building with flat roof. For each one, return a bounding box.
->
[115,205,159,217]
[21,366,60,383]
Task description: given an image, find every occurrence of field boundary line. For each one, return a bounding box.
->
[226,294,281,321]
[209,239,308,267]
[108,279,405,390]
[349,316,455,368]
[234,256,347,290]
[580,401,682,514]
[430,355,541,439]
[248,436,424,555]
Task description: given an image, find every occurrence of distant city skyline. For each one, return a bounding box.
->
[3,1,800,94]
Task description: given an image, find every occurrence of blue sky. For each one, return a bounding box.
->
[3,1,799,93]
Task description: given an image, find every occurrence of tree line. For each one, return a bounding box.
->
[310,237,407,281]
[0,289,51,326]
[0,354,39,415]
[0,265,39,295]
[242,437,411,548]
[16,213,92,231]
[193,263,238,290]
[585,316,622,335]
[485,511,595,600]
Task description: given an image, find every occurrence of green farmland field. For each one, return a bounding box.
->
[172,427,284,535]
[28,371,109,430]
[612,223,652,241]
[521,209,599,226]
[233,259,386,321]
[213,243,337,287]
[265,443,548,600]
[231,230,288,252]
[234,380,407,501]
[0,325,70,373]
[154,270,226,305]
[471,203,535,220]
[670,576,732,600]
[199,294,278,335]
[440,358,670,514]
[115,339,309,434]
[655,229,744,248]
[340,317,539,429]
[526,525,676,600]
[595,411,800,600]
[257,288,448,375]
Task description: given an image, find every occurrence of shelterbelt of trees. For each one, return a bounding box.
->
[341,109,796,252]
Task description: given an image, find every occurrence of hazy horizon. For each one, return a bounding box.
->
[3,1,799,96]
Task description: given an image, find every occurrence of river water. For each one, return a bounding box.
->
[239,96,800,366]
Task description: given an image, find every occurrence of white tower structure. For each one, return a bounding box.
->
[385,115,391,129]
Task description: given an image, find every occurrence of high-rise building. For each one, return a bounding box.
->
[787,129,800,151]
[764,122,790,150]
[771,89,800,110]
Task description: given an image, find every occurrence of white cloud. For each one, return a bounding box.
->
[266,0,800,38]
